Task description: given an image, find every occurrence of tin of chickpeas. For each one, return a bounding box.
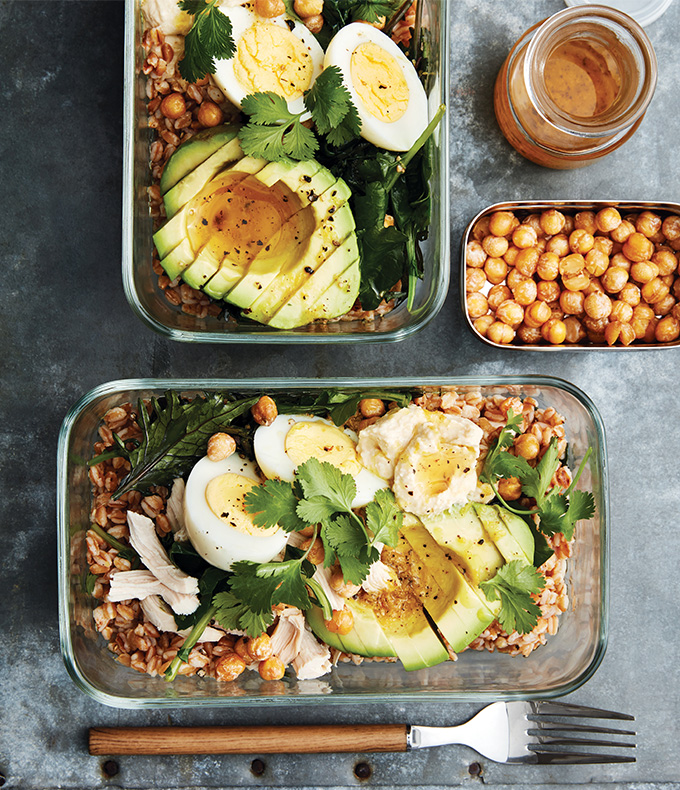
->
[464,203,680,348]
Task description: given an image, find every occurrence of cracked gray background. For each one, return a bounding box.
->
[1,0,679,788]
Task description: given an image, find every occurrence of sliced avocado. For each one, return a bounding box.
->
[245,200,355,323]
[154,209,187,260]
[295,256,360,327]
[255,158,324,191]
[305,601,396,658]
[160,124,240,195]
[268,236,360,329]
[420,504,505,587]
[372,600,449,671]
[163,136,243,218]
[181,245,223,291]
[473,503,534,565]
[159,237,195,281]
[495,506,536,564]
[202,256,249,300]
[305,606,349,654]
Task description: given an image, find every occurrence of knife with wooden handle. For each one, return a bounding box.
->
[89,725,409,755]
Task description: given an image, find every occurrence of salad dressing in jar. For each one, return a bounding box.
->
[494,6,657,169]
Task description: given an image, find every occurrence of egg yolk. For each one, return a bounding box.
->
[205,473,278,536]
[350,42,409,123]
[186,171,315,270]
[285,422,361,475]
[233,23,314,101]
[410,446,478,498]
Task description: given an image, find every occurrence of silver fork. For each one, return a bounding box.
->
[410,700,636,764]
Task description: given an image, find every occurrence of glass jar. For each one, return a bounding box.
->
[494,6,657,169]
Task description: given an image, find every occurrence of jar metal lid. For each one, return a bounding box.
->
[564,0,673,26]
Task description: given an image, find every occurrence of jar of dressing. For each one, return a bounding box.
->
[494,5,657,169]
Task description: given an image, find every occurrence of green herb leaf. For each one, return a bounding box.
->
[282,120,319,160]
[480,561,544,635]
[365,488,402,548]
[178,0,235,84]
[350,0,397,22]
[242,92,296,126]
[305,66,360,144]
[525,438,561,507]
[296,458,356,514]
[245,478,308,532]
[212,590,275,637]
[238,121,297,163]
[539,488,595,542]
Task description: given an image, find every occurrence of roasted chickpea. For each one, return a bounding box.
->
[245,634,274,661]
[482,235,509,258]
[473,315,495,336]
[498,477,522,500]
[610,300,633,323]
[359,398,385,418]
[584,248,609,277]
[293,0,323,16]
[661,273,675,288]
[631,316,651,340]
[536,252,560,280]
[496,300,524,328]
[672,303,680,321]
[487,321,515,344]
[512,278,538,306]
[622,232,654,262]
[514,247,540,277]
[601,266,629,293]
[504,245,520,266]
[636,210,662,238]
[605,321,635,346]
[652,248,678,277]
[573,211,596,235]
[584,276,605,295]
[642,316,659,342]
[630,261,658,284]
[609,252,632,271]
[619,282,641,306]
[537,280,561,303]
[524,300,552,328]
[592,235,614,256]
[472,217,491,241]
[489,211,516,237]
[641,277,669,304]
[546,234,570,257]
[325,607,354,636]
[541,318,567,345]
[487,283,512,310]
[559,253,586,278]
[610,219,636,244]
[517,323,542,344]
[559,290,585,315]
[197,101,224,127]
[584,291,613,320]
[562,272,591,292]
[303,13,324,32]
[562,214,575,235]
[548,302,565,321]
[160,92,186,120]
[258,656,286,681]
[563,315,587,343]
[512,224,538,249]
[652,294,676,316]
[256,0,286,15]
[539,209,565,236]
[252,395,277,426]
[216,653,247,682]
[583,315,609,334]
[514,433,540,460]
[466,267,487,292]
[673,278,680,299]
[595,207,622,233]
[569,229,595,255]
[207,432,236,462]
[633,303,655,322]
[466,240,487,268]
[302,536,325,565]
[661,214,680,241]
[484,257,508,285]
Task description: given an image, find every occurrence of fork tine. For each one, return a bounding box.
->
[530,749,636,765]
[531,721,636,736]
[533,701,634,721]
[533,734,636,749]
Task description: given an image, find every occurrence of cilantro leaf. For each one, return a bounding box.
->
[480,561,544,635]
[296,497,342,525]
[480,408,523,485]
[241,92,296,126]
[212,590,274,636]
[244,478,308,532]
[305,66,360,143]
[524,437,561,506]
[258,560,311,610]
[323,514,367,557]
[351,1,396,23]
[325,105,362,147]
[335,546,377,586]
[539,488,595,541]
[178,0,235,84]
[296,459,356,513]
[365,488,401,548]
[238,122,296,162]
[282,120,319,160]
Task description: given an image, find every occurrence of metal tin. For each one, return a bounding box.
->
[122,0,450,344]
[58,377,607,709]
[461,200,680,350]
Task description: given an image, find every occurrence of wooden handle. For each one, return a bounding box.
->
[89,724,408,755]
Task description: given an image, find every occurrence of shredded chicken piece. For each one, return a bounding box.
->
[269,608,306,666]
[108,570,199,615]
[312,565,345,612]
[292,623,332,680]
[127,511,198,595]
[362,543,394,594]
[165,478,189,542]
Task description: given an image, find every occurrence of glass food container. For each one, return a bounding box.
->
[494,6,657,169]
[58,377,608,709]
[122,0,450,343]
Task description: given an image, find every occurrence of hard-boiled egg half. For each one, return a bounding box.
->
[254,414,388,508]
[212,4,325,115]
[184,452,287,570]
[324,22,429,151]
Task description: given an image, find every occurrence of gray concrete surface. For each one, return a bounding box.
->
[1,0,679,788]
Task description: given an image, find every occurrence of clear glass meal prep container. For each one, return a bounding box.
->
[122,0,450,343]
[461,200,680,350]
[58,377,608,709]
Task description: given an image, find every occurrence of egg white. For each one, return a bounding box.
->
[324,22,429,152]
[212,5,325,115]
[253,414,387,508]
[184,453,287,570]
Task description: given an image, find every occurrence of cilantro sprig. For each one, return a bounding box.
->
[480,409,595,542]
[238,66,361,162]
[480,560,545,635]
[177,0,235,84]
